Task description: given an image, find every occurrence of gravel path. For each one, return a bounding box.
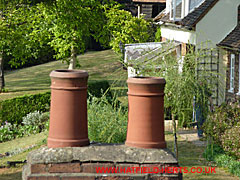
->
[178,129,207,147]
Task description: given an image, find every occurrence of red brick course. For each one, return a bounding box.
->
[28,177,60,180]
[49,163,81,173]
[81,163,114,173]
[61,177,95,180]
[31,164,48,174]
[27,162,181,180]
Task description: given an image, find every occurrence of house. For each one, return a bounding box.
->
[116,0,139,16]
[132,0,166,18]
[217,24,240,103]
[154,0,240,105]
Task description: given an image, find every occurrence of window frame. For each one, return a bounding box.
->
[229,53,235,93]
[170,0,182,21]
[238,54,240,95]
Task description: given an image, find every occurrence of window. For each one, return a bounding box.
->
[229,54,235,92]
[170,0,205,20]
[170,0,182,21]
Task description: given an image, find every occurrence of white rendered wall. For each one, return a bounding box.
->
[196,0,239,48]
[161,26,196,44]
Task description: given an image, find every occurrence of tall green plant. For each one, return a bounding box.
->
[128,42,217,127]
[88,95,128,143]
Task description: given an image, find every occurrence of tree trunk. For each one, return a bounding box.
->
[172,113,178,159]
[0,52,5,92]
[68,46,77,70]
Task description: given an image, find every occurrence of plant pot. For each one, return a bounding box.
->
[48,69,89,148]
[126,76,166,149]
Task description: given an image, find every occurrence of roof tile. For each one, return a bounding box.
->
[218,25,240,52]
[180,0,219,28]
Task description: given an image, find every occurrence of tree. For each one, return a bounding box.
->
[104,4,150,53]
[42,0,113,69]
[0,0,151,90]
[0,1,51,91]
[43,0,150,68]
[0,52,4,92]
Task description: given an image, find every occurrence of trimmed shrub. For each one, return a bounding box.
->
[0,92,51,125]
[88,80,111,98]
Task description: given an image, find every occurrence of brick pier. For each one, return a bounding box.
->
[23,144,182,180]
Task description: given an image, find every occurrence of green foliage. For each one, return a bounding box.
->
[155,27,161,42]
[203,143,224,161]
[22,111,47,127]
[0,92,50,125]
[88,80,112,98]
[203,144,240,177]
[203,102,240,175]
[0,111,49,142]
[204,102,240,159]
[203,102,240,145]
[0,122,17,142]
[1,0,150,69]
[0,81,112,125]
[104,5,150,53]
[88,95,128,143]
[215,154,240,177]
[42,0,109,62]
[221,122,240,159]
[1,93,128,143]
[0,2,51,68]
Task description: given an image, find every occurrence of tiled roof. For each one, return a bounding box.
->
[155,0,219,29]
[217,25,240,52]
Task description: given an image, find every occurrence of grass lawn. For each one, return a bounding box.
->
[165,134,238,180]
[0,133,238,180]
[1,49,127,101]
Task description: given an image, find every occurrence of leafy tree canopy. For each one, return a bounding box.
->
[104,4,150,53]
[0,0,151,68]
[0,1,50,67]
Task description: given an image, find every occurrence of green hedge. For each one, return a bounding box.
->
[0,80,111,125]
[88,80,112,98]
[0,92,51,125]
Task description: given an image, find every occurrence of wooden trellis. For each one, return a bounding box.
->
[196,48,220,106]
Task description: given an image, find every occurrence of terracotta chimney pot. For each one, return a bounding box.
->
[126,76,166,149]
[48,70,89,148]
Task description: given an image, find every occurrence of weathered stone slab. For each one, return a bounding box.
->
[27,147,73,164]
[27,144,177,164]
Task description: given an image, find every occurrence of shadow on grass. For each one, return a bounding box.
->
[8,87,50,93]
[166,139,206,167]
